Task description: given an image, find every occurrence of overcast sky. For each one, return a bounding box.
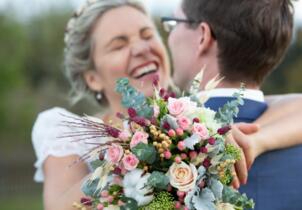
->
[0,0,301,25]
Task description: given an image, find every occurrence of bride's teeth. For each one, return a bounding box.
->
[133,63,157,78]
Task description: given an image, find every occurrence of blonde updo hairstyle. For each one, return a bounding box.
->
[64,0,148,104]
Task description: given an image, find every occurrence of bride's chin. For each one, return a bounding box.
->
[132,84,153,97]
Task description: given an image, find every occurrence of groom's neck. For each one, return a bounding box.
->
[217,80,260,90]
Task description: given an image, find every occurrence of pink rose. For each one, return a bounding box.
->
[168,98,186,116]
[106,144,124,164]
[119,130,131,142]
[177,116,191,130]
[122,153,139,171]
[130,131,148,149]
[192,123,209,139]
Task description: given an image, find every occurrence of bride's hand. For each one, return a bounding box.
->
[226,123,261,189]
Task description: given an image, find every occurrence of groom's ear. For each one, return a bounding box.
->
[83,70,104,92]
[197,22,215,55]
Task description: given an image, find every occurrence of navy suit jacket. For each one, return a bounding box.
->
[205,97,302,210]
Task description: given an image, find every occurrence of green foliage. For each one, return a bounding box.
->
[147,171,170,190]
[156,98,169,120]
[90,159,105,170]
[120,197,139,210]
[222,186,255,209]
[139,191,175,210]
[215,87,245,125]
[132,143,157,164]
[220,168,233,186]
[225,144,241,161]
[108,185,123,195]
[116,78,153,118]
[81,178,101,198]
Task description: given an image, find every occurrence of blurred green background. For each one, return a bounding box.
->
[0,2,301,210]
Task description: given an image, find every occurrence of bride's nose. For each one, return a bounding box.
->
[130,40,150,56]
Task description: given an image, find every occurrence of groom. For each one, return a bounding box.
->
[163,0,301,209]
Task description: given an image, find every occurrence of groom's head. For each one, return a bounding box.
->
[168,0,294,90]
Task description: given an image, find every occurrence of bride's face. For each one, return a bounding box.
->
[86,5,170,109]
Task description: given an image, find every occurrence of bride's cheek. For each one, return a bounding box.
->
[110,50,131,75]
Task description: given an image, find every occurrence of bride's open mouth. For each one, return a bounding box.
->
[130,61,159,80]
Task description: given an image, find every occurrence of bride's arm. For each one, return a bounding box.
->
[258,93,302,125]
[231,94,302,187]
[238,93,302,164]
[240,94,302,161]
[43,155,90,210]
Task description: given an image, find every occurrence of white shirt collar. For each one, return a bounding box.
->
[205,88,265,102]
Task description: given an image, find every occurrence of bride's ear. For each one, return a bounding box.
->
[83,70,104,92]
[197,22,215,55]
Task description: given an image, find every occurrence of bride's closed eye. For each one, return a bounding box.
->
[109,37,127,51]
[141,27,154,40]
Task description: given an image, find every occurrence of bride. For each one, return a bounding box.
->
[32,0,302,209]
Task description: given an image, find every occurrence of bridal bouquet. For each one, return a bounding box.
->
[67,72,254,210]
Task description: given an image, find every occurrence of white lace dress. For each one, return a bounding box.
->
[32,107,95,182]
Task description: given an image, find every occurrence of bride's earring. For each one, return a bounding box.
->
[95,91,102,102]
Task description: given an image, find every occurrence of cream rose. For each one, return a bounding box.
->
[167,161,197,192]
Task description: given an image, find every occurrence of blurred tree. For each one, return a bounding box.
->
[24,9,72,90]
[286,29,302,92]
[0,13,28,135]
[263,29,302,94]
[0,13,27,95]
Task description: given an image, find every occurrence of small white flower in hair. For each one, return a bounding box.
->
[76,5,86,16]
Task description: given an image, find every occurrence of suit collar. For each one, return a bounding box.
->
[203,88,265,102]
[205,97,268,123]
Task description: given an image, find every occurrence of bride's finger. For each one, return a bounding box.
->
[231,166,240,189]
[226,132,248,185]
[235,122,260,135]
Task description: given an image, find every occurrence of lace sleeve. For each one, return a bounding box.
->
[31,107,92,182]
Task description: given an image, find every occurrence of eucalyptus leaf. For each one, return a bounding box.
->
[215,87,245,125]
[116,78,153,118]
[147,171,169,190]
[222,186,255,209]
[132,143,157,164]
[120,197,139,210]
[192,188,216,210]
[209,178,223,200]
[89,159,104,170]
[81,178,100,198]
